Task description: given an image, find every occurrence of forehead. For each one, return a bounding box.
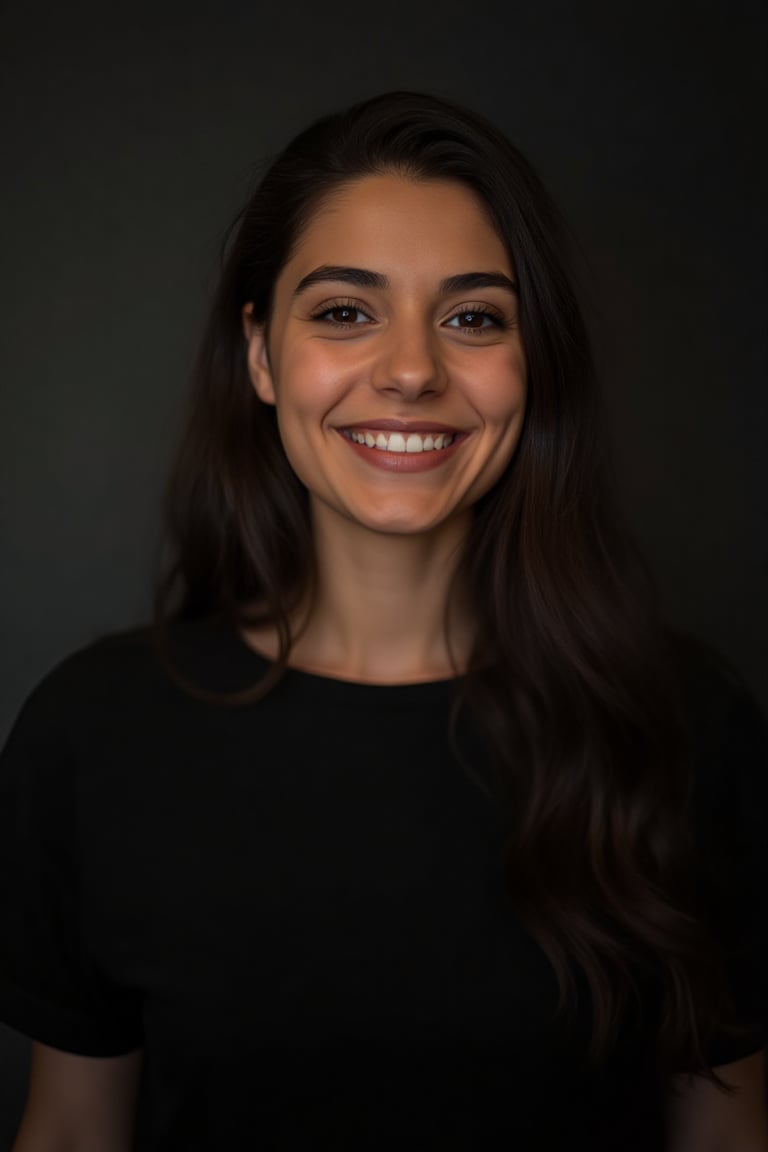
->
[280,174,513,286]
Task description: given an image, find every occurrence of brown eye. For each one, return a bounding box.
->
[329,306,359,324]
[445,309,500,332]
[312,303,373,327]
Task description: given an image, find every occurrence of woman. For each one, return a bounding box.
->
[2,91,766,1150]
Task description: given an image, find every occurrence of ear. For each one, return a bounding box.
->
[242,302,276,406]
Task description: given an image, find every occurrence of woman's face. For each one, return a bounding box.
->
[244,174,527,538]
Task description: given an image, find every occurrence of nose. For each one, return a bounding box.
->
[370,315,447,400]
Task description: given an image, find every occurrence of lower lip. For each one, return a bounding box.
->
[336,432,467,472]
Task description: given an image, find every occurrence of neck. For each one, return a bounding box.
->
[247,503,474,684]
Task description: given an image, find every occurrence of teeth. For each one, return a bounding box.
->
[346,429,456,453]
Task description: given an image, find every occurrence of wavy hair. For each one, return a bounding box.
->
[154,91,744,1085]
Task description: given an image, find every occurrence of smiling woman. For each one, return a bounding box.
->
[242,176,526,555]
[1,92,767,1151]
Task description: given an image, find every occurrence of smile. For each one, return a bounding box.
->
[340,429,457,453]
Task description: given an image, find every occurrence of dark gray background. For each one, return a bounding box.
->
[1,0,766,1138]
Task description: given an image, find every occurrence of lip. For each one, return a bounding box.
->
[335,427,469,472]
[336,419,461,434]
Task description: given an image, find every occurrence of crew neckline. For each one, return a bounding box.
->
[189,614,465,705]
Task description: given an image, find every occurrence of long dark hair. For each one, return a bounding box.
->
[154,91,743,1085]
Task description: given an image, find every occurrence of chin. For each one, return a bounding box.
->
[345,505,463,537]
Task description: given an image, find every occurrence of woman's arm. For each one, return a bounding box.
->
[12,1041,143,1152]
[667,1049,768,1151]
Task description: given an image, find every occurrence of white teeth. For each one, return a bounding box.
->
[345,429,456,452]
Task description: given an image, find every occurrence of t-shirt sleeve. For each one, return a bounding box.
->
[686,654,768,1067]
[0,660,144,1056]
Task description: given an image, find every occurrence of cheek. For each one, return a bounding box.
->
[467,347,528,427]
[269,347,346,484]
[275,344,350,427]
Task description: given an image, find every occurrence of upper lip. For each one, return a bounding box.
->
[337,419,461,433]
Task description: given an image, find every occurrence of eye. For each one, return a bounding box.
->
[310,300,375,328]
[444,306,505,334]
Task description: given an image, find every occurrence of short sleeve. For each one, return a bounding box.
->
[685,655,768,1066]
[0,661,143,1056]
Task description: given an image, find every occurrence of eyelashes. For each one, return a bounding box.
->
[309,301,375,328]
[307,297,515,335]
[443,308,508,334]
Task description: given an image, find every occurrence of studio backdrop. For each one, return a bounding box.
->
[1,0,766,1138]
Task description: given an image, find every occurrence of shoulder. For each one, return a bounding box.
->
[29,625,157,693]
[4,615,256,751]
[11,626,162,734]
[667,630,761,716]
[665,635,768,1065]
[663,632,767,928]
[666,631,766,780]
[667,633,768,927]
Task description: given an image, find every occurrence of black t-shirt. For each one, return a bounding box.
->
[1,617,766,1150]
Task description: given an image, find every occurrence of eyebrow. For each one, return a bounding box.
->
[292,265,518,297]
